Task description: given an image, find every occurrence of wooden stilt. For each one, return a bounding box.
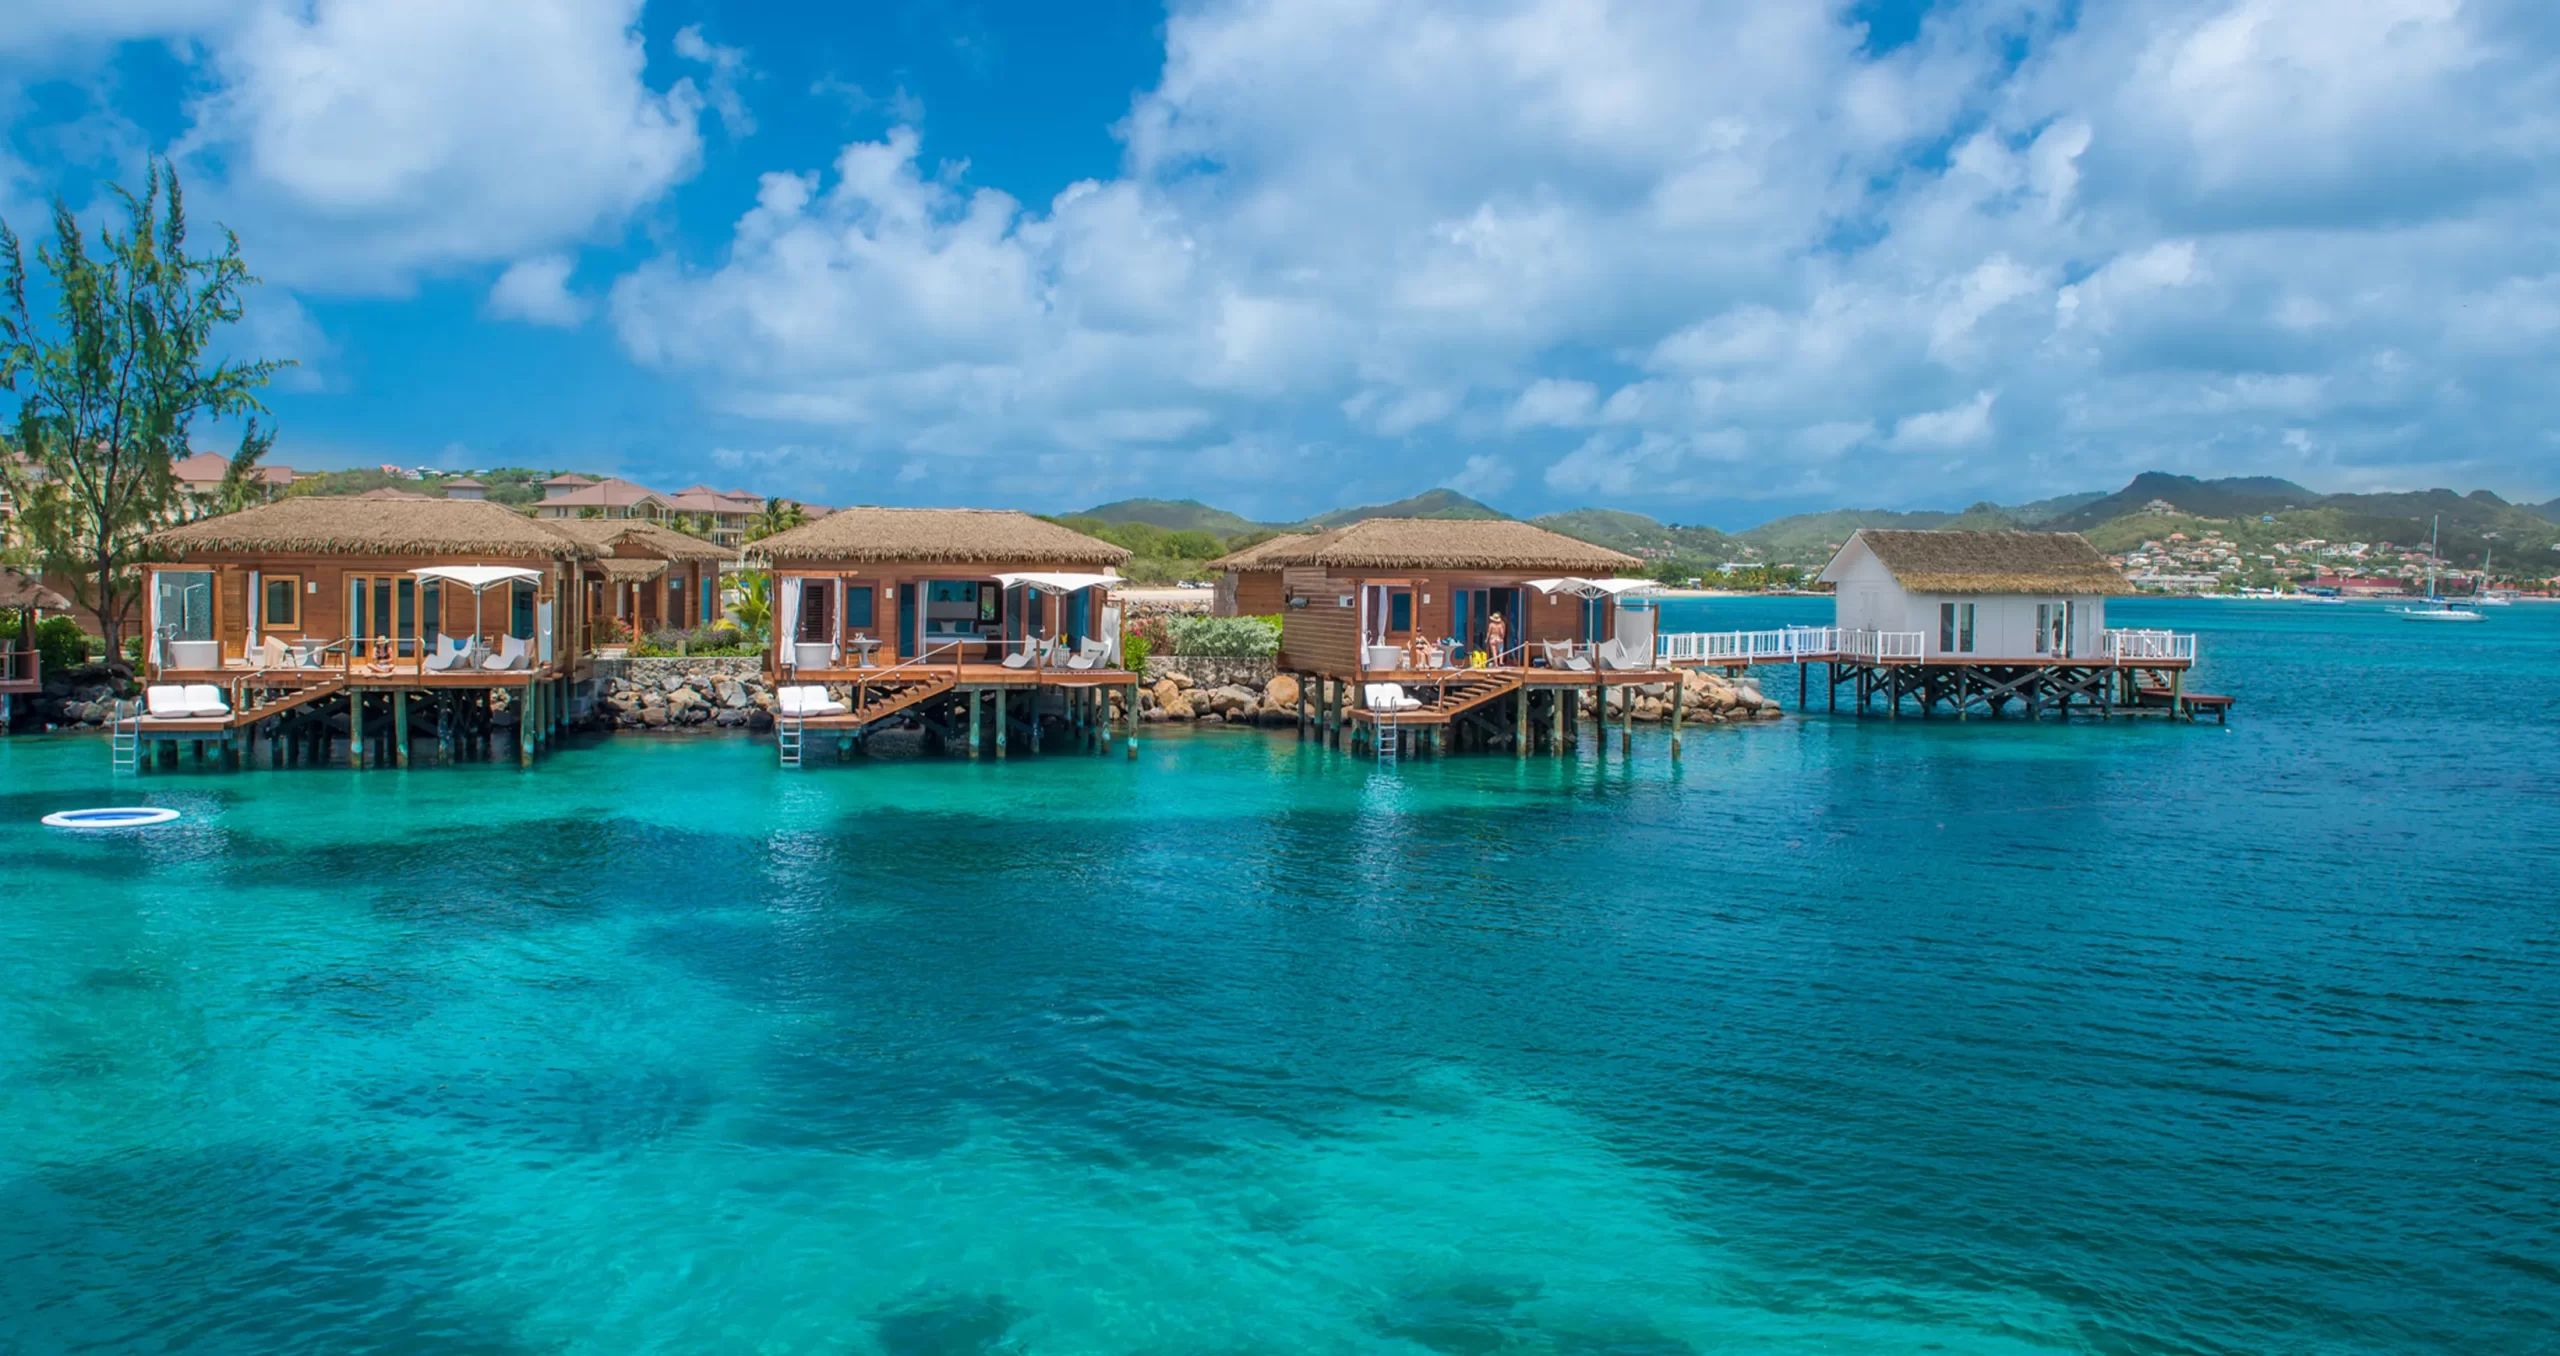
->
[348,690,365,767]
[967,687,982,760]
[1670,678,1684,759]
[394,689,410,764]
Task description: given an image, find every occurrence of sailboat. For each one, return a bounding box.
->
[2475,548,2513,606]
[2396,517,2486,622]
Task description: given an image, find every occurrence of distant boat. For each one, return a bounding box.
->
[2475,548,2512,605]
[2395,516,2487,622]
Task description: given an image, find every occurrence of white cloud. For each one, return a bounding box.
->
[593,0,2560,511]
[1890,390,1999,452]
[673,23,753,137]
[1445,453,1516,499]
[156,0,706,291]
[487,255,588,327]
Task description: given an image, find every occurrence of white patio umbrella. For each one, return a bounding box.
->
[994,571,1123,658]
[1523,576,1665,599]
[411,565,543,641]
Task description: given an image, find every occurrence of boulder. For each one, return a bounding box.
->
[1150,678,1183,710]
[1211,683,1259,713]
[745,709,774,733]
[715,678,746,708]
[639,705,669,728]
[1159,695,1195,720]
[1263,674,1301,709]
[1166,671,1196,691]
[666,687,705,716]
[661,673,689,694]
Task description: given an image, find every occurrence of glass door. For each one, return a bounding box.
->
[349,576,420,661]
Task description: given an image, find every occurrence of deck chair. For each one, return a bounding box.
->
[481,635,531,671]
[1066,639,1111,671]
[144,685,194,719]
[1363,682,1424,712]
[1001,639,1041,669]
[182,684,231,716]
[424,633,473,671]
[1544,640,1593,672]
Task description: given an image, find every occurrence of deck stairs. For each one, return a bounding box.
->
[109,700,140,772]
[234,674,349,725]
[841,672,958,727]
[1410,672,1523,722]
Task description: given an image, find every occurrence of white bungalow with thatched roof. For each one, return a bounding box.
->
[1819,529,2136,660]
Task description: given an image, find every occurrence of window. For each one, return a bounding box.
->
[1938,602,1975,654]
[2034,604,2052,654]
[846,585,875,631]
[511,579,535,640]
[156,570,214,641]
[423,581,440,638]
[1388,590,1413,633]
[263,575,301,629]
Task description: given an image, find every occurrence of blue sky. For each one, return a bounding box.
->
[3,0,2554,525]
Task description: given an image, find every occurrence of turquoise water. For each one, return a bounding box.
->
[4,599,2555,1354]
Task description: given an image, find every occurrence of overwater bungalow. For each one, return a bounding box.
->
[1657,529,2222,720]
[543,518,739,648]
[1207,533,1307,616]
[2,566,73,731]
[745,507,1142,764]
[1258,518,1672,755]
[133,497,595,766]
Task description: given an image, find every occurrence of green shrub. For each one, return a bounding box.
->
[1120,631,1151,672]
[631,623,760,657]
[32,615,91,673]
[1165,614,1279,656]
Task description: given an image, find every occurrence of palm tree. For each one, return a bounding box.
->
[748,497,806,542]
[730,570,772,641]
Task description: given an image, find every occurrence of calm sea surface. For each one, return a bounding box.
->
[3,599,2555,1354]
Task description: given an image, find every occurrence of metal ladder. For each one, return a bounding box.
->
[777,712,803,768]
[1376,712,1397,768]
[110,700,141,772]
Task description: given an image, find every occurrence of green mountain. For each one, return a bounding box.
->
[1074,497,1268,537]
[2528,498,2560,525]
[2050,474,2318,531]
[1306,488,1508,528]
[1531,509,1743,563]
[2004,490,2107,524]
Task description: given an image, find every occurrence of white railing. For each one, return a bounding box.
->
[1656,626,1841,664]
[2102,629,2197,661]
[1843,629,1925,662]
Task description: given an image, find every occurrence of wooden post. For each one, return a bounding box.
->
[519,681,535,765]
[394,689,410,765]
[967,687,982,760]
[1670,678,1684,759]
[1125,680,1139,759]
[1597,682,1609,755]
[348,689,365,768]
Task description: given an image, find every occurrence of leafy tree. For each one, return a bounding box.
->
[729,570,771,641]
[0,161,288,654]
[748,497,805,541]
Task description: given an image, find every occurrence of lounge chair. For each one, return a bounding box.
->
[776,685,848,717]
[1544,640,1593,672]
[144,685,194,719]
[480,635,531,671]
[1597,637,1650,671]
[424,634,473,671]
[183,684,231,716]
[1362,682,1424,712]
[250,636,295,669]
[1066,639,1111,671]
[1001,640,1040,670]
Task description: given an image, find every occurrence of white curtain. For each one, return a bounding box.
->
[148,575,164,670]
[776,576,802,668]
[537,600,555,663]
[1101,603,1123,665]
[1613,605,1655,662]
[246,570,261,649]
[833,575,847,664]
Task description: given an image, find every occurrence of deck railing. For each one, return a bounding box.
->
[0,647,35,687]
[2101,629,2197,661]
[1656,626,1842,664]
[1843,629,1926,662]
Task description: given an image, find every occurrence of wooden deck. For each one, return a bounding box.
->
[152,661,569,691]
[780,662,1140,688]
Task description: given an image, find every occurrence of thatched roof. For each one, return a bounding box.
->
[1243,518,1640,574]
[545,518,738,562]
[1,566,72,611]
[1209,532,1323,571]
[146,497,594,560]
[1837,529,2133,596]
[746,507,1131,566]
[597,557,669,583]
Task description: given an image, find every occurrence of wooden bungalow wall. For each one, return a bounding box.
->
[152,552,584,665]
[1278,568,1626,676]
